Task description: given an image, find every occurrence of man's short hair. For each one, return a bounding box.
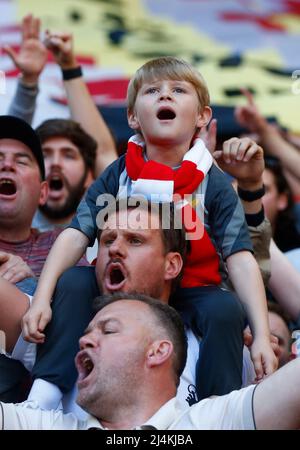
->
[93,292,188,387]
[36,119,97,171]
[127,56,210,115]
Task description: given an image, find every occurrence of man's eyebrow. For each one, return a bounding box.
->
[15,152,34,160]
[100,229,115,236]
[83,318,120,334]
[101,228,151,236]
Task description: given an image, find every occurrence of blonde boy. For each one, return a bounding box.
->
[23,57,277,400]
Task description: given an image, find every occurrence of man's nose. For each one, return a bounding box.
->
[0,156,16,172]
[79,331,98,350]
[47,151,62,168]
[108,237,126,257]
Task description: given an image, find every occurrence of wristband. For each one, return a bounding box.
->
[62,66,83,81]
[237,185,265,202]
[245,208,265,227]
[19,76,39,90]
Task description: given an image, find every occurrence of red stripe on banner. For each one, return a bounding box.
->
[0,24,21,33]
[285,0,300,15]
[4,68,20,77]
[45,52,96,65]
[1,44,20,53]
[220,12,286,32]
[51,78,129,105]
[86,79,129,98]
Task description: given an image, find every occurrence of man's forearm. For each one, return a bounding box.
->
[227,252,270,338]
[64,77,117,177]
[260,125,300,180]
[7,78,38,124]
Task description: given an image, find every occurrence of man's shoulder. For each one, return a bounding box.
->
[0,402,97,430]
[179,385,256,430]
[99,153,126,178]
[88,154,126,196]
[30,227,62,244]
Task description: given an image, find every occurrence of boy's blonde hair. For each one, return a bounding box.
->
[127,56,210,114]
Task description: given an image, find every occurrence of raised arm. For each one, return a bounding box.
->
[227,251,277,380]
[44,31,117,177]
[22,228,89,344]
[268,238,300,323]
[215,137,277,378]
[5,14,48,123]
[235,89,300,180]
[253,358,300,429]
[214,137,271,286]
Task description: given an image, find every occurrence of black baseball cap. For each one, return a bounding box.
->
[0,115,45,180]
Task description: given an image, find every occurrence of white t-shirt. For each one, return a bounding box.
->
[0,385,256,430]
[176,328,256,408]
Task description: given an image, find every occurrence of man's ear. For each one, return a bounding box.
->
[197,106,212,129]
[146,340,173,368]
[164,252,183,282]
[38,181,49,206]
[127,109,140,130]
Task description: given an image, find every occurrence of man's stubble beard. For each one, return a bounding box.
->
[40,172,87,220]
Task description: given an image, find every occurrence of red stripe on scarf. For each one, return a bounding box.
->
[127,141,174,181]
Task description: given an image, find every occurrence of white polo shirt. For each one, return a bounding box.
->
[0,384,256,430]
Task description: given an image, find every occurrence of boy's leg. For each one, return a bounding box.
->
[172,286,246,401]
[31,266,100,393]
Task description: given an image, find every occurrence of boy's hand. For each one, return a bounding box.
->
[44,31,77,69]
[22,301,52,344]
[243,329,280,361]
[213,137,264,188]
[3,14,48,84]
[250,337,278,382]
[0,252,35,283]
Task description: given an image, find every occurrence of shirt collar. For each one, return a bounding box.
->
[85,397,178,430]
[85,415,105,430]
[138,397,178,430]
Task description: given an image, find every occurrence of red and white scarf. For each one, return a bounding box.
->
[125,135,221,287]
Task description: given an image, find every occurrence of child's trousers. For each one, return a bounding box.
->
[171,285,246,401]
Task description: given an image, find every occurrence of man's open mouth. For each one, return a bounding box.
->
[110,267,125,285]
[49,175,64,191]
[157,108,176,120]
[105,262,127,290]
[77,352,94,382]
[0,179,17,196]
